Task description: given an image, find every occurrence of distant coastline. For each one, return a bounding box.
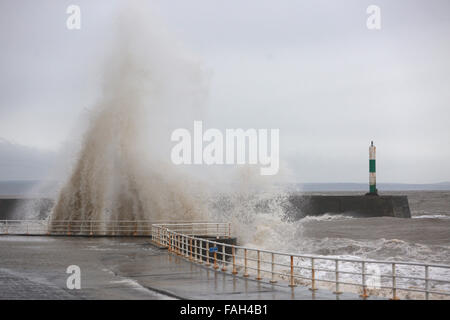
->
[0,180,59,198]
[1,180,450,198]
[290,182,450,192]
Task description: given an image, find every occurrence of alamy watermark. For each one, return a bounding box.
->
[66,265,81,289]
[66,5,81,30]
[171,121,279,176]
[366,5,381,30]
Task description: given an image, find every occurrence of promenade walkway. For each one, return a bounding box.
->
[0,235,375,300]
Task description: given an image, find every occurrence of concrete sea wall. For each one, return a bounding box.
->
[0,194,411,221]
[287,195,411,219]
[0,198,54,220]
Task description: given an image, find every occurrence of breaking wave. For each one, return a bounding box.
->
[51,1,209,225]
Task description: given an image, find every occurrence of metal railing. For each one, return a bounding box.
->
[49,220,153,236]
[151,223,231,241]
[0,219,208,236]
[152,222,450,300]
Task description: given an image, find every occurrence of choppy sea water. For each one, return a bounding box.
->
[294,191,450,263]
[242,191,450,299]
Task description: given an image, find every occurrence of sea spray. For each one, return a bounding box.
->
[48,1,299,245]
[51,1,209,227]
[207,166,300,247]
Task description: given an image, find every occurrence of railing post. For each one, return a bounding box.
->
[5,220,8,235]
[270,253,277,283]
[189,238,193,261]
[206,242,211,266]
[256,250,262,280]
[425,265,429,300]
[167,233,172,252]
[232,246,237,275]
[213,250,219,269]
[289,255,296,287]
[67,221,71,236]
[173,234,177,254]
[391,263,399,300]
[167,232,170,251]
[360,261,369,298]
[221,245,227,271]
[172,233,175,253]
[163,228,166,246]
[133,221,137,236]
[243,249,249,277]
[196,239,202,263]
[333,260,342,294]
[199,239,204,263]
[194,239,197,262]
[309,258,317,291]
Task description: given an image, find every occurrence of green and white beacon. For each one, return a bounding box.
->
[368,141,378,195]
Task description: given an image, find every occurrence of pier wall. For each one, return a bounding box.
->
[0,198,53,220]
[288,195,411,219]
[0,195,411,221]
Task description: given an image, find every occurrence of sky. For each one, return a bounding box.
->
[0,0,449,183]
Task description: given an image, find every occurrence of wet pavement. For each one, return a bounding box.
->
[0,236,377,300]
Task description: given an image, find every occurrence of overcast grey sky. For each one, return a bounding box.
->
[1,0,449,183]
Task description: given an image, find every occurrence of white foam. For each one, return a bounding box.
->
[413,214,450,219]
[299,213,355,222]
